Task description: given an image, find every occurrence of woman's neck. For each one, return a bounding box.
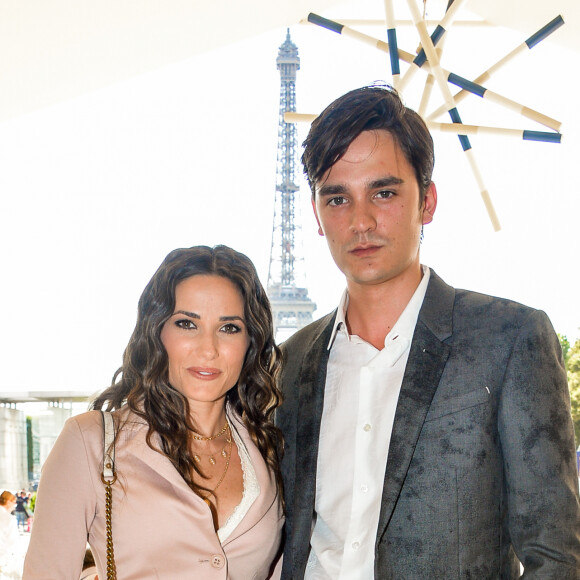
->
[189,401,228,438]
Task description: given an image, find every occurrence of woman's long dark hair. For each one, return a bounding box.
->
[92,245,284,501]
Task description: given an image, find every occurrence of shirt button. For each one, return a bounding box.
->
[360,484,368,493]
[352,541,360,550]
[211,554,225,569]
[363,423,372,432]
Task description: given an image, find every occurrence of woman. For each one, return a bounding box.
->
[0,491,19,578]
[24,245,284,579]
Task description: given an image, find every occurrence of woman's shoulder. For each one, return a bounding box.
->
[68,406,143,427]
[57,407,146,456]
[65,409,102,432]
[63,407,137,438]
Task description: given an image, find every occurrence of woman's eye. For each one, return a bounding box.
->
[221,323,242,335]
[175,319,196,330]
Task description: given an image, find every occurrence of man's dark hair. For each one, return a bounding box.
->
[302,84,435,204]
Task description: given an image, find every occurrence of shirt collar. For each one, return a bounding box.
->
[327,266,431,350]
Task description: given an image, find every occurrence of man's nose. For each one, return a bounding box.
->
[349,201,377,233]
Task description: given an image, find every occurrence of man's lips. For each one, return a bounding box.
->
[349,244,382,257]
[187,367,222,380]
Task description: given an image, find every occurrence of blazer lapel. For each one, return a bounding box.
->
[376,271,454,542]
[291,313,335,565]
[220,414,279,545]
[118,413,197,500]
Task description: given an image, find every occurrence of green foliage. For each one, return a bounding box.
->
[558,334,571,366]
[559,334,580,447]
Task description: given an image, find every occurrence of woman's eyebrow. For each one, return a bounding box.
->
[174,310,199,318]
[174,311,245,323]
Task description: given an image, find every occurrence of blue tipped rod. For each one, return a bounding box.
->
[414,25,445,68]
[448,108,471,151]
[522,130,562,144]
[307,13,343,34]
[387,29,401,76]
[448,73,487,98]
[526,15,564,49]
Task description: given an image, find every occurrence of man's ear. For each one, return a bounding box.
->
[312,196,324,236]
[422,182,437,225]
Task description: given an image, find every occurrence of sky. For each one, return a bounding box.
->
[1,0,578,395]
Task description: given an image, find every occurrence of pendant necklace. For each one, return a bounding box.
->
[192,420,229,465]
[201,425,233,506]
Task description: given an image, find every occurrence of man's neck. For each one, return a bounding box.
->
[345,267,423,350]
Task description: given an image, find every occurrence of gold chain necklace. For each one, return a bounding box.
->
[201,426,232,506]
[193,437,229,465]
[192,420,228,441]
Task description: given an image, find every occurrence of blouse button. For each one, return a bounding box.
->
[211,554,225,569]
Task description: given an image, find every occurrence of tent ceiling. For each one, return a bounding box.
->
[468,0,578,52]
[1,0,577,122]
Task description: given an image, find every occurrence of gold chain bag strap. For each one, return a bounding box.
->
[101,411,117,580]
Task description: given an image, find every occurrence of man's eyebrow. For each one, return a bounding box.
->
[317,176,405,197]
[316,183,348,197]
[367,176,405,189]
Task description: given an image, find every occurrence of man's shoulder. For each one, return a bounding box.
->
[453,286,538,318]
[445,284,552,338]
[429,271,539,317]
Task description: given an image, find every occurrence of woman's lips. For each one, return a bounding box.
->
[187,367,222,380]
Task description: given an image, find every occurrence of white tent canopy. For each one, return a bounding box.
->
[1,0,578,122]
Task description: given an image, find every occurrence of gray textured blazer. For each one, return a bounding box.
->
[277,271,580,579]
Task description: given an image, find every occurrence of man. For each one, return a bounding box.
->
[277,85,580,579]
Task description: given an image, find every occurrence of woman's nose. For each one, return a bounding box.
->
[195,331,218,359]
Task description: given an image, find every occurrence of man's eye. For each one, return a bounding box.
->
[175,319,196,330]
[376,190,395,199]
[221,323,242,335]
[328,196,347,206]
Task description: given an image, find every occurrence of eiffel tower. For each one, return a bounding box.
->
[267,30,316,342]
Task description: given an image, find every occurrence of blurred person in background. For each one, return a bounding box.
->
[0,491,19,579]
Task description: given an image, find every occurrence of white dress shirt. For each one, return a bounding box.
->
[305,267,430,580]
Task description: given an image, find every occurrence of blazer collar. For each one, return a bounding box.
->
[416,268,454,342]
[115,410,195,499]
[115,407,279,542]
[376,270,454,542]
[291,312,337,557]
[220,412,280,546]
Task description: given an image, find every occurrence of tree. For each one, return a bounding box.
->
[559,334,580,447]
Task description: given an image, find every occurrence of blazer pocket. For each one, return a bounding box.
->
[425,386,491,422]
